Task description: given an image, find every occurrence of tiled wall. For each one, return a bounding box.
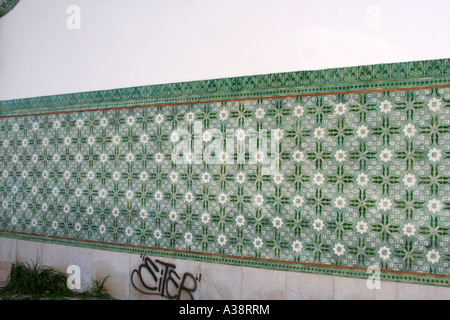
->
[0,59,449,291]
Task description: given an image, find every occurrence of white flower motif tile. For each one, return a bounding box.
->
[0,59,449,286]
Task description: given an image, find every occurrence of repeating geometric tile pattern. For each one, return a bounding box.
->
[0,86,449,283]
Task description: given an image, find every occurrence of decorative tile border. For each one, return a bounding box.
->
[0,0,20,18]
[1,59,449,115]
[0,58,449,287]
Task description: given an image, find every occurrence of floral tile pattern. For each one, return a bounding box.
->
[0,59,449,286]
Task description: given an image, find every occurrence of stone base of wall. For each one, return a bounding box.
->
[1,237,449,300]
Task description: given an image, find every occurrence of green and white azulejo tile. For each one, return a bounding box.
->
[0,58,449,286]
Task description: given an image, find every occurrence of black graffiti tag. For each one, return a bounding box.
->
[131,255,200,300]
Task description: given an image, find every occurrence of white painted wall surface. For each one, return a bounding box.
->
[1,0,449,100]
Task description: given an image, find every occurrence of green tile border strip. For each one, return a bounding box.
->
[1,58,449,117]
[1,230,448,287]
[0,0,20,18]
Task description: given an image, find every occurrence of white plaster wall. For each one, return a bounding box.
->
[1,238,449,300]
